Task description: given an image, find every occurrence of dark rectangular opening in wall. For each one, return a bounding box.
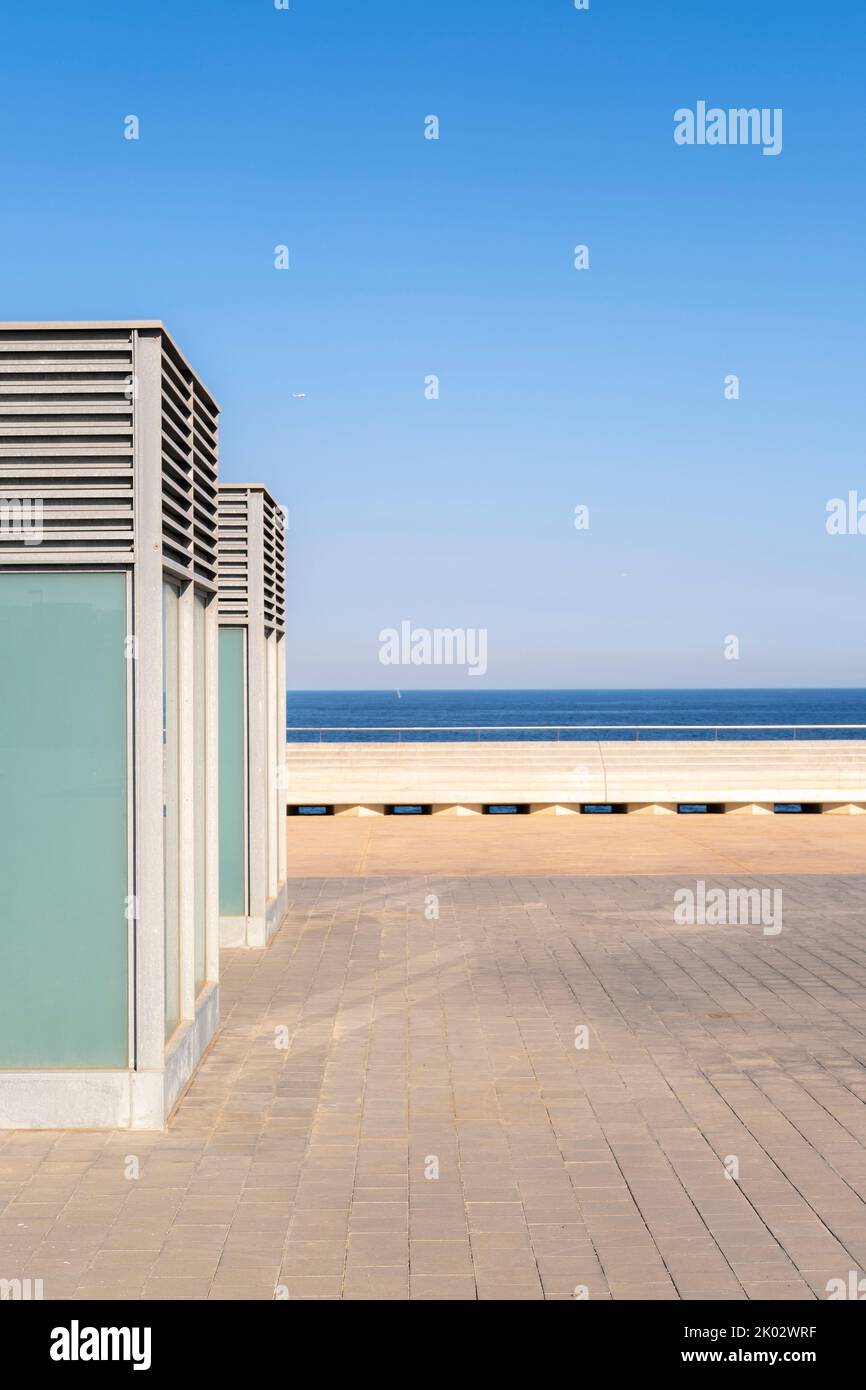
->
[289,805,334,816]
[774,803,821,814]
[386,805,432,815]
[678,804,721,814]
[484,805,529,815]
[581,804,625,815]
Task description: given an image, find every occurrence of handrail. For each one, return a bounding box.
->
[286,722,866,745]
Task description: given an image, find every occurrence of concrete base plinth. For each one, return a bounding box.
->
[287,739,866,822]
[333,805,385,817]
[431,804,484,816]
[529,803,579,815]
[0,984,220,1131]
[821,803,866,815]
[219,884,287,950]
[722,803,774,815]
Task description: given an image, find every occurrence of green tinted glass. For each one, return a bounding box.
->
[0,571,128,1068]
[218,627,246,916]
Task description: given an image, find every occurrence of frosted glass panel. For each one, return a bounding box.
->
[193,594,207,994]
[163,583,180,1038]
[0,572,128,1068]
[218,628,246,916]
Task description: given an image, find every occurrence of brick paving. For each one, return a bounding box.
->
[2,873,866,1300]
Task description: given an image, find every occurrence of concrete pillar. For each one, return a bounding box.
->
[625,803,677,815]
[177,580,196,1029]
[821,803,866,815]
[431,804,484,816]
[722,803,774,815]
[217,486,289,951]
[529,803,580,815]
[0,322,220,1130]
[333,804,385,817]
[276,636,288,885]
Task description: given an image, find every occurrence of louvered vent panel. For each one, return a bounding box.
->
[192,384,219,588]
[0,327,135,561]
[217,487,250,623]
[160,341,194,578]
[262,490,286,636]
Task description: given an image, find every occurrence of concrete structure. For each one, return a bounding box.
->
[285,738,866,815]
[0,321,220,1128]
[217,484,287,948]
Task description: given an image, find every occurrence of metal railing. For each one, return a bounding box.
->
[286,724,866,743]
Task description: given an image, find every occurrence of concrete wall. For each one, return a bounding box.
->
[285,740,866,812]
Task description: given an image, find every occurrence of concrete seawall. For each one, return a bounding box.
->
[285,739,866,815]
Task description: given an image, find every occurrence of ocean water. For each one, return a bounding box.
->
[286,690,866,741]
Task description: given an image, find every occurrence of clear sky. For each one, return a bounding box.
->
[2,0,864,688]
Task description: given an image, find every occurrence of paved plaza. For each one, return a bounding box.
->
[2,870,866,1300]
[285,813,866,878]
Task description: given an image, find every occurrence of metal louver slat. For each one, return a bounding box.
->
[216,484,286,635]
[262,489,286,636]
[217,488,250,623]
[0,322,219,572]
[160,342,194,579]
[0,326,135,561]
[191,381,219,588]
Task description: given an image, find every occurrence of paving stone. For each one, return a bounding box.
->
[5,871,866,1302]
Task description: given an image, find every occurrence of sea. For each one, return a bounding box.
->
[286,690,866,742]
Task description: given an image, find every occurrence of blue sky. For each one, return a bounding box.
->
[2,0,864,688]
